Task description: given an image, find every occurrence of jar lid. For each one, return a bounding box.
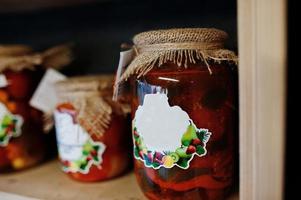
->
[133,28,228,46]
[0,44,72,73]
[0,45,33,57]
[118,28,237,83]
[55,75,128,137]
[55,75,114,97]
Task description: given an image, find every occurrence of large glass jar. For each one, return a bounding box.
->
[120,28,238,200]
[0,65,45,172]
[54,75,131,182]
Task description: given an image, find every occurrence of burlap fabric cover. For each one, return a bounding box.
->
[120,28,238,81]
[0,44,72,72]
[55,75,118,137]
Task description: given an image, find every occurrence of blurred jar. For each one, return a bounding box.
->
[119,28,238,200]
[0,44,72,172]
[0,45,45,172]
[54,75,131,182]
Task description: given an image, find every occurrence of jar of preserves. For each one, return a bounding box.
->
[0,45,45,172]
[119,28,238,199]
[0,44,72,172]
[54,75,131,182]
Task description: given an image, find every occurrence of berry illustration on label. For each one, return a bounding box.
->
[0,103,23,147]
[133,93,211,169]
[54,104,106,174]
[61,139,106,174]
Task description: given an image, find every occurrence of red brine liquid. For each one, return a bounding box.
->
[131,63,238,200]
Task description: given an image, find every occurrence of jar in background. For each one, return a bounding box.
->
[54,75,131,182]
[0,45,45,172]
[0,44,72,172]
[119,28,238,200]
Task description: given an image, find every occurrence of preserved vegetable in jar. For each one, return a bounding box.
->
[118,28,238,200]
[0,44,72,172]
[0,45,45,172]
[54,75,131,182]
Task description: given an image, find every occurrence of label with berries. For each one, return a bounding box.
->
[0,102,24,147]
[133,93,211,169]
[54,108,106,174]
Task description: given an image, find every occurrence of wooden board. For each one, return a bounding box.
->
[0,160,238,200]
[0,160,146,200]
[238,0,287,199]
[0,192,38,200]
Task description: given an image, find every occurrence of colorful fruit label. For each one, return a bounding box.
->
[133,93,211,169]
[0,103,23,147]
[54,110,106,174]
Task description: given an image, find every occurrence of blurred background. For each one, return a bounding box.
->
[0,0,237,75]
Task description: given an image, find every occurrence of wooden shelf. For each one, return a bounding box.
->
[0,160,238,200]
[0,160,145,200]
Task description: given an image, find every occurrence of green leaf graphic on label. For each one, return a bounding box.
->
[61,139,106,174]
[0,103,23,147]
[181,122,198,146]
[133,121,211,170]
[133,93,211,170]
[54,110,106,174]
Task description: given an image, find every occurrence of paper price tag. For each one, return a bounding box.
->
[113,49,134,101]
[0,74,8,88]
[30,69,66,113]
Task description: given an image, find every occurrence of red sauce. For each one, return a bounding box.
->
[0,69,45,172]
[131,62,238,200]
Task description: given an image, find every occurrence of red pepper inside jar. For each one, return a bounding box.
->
[0,44,72,172]
[54,75,131,182]
[0,45,45,172]
[118,28,238,200]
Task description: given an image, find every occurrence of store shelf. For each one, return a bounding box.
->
[0,160,238,200]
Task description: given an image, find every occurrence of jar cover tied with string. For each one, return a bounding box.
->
[118,28,238,200]
[0,44,71,172]
[54,75,131,182]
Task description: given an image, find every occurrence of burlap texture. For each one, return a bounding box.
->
[0,45,32,56]
[120,28,238,81]
[56,75,123,137]
[0,44,72,72]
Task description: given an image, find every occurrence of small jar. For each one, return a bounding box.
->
[120,28,238,200]
[0,45,45,172]
[54,75,131,182]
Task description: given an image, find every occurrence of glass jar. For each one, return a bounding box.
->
[121,28,238,200]
[0,69,45,172]
[0,44,72,172]
[54,75,131,182]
